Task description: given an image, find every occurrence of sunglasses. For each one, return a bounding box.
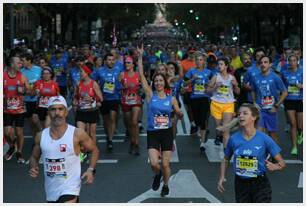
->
[125,62,133,64]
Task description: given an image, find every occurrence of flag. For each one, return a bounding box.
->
[112,24,117,47]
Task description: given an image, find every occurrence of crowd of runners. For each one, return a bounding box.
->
[3,40,303,202]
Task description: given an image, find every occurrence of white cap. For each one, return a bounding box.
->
[48,96,67,108]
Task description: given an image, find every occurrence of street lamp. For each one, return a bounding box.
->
[189,9,194,13]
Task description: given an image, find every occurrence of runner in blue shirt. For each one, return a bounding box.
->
[138,44,183,197]
[184,52,213,153]
[21,53,42,139]
[218,103,285,203]
[94,53,122,151]
[50,50,68,98]
[251,56,287,145]
[281,54,303,155]
[242,48,265,103]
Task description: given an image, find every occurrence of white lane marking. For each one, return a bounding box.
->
[177,119,184,135]
[128,169,221,203]
[298,172,303,188]
[179,95,190,135]
[284,159,303,164]
[147,140,179,163]
[87,159,118,164]
[98,139,125,143]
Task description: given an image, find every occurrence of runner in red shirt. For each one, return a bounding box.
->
[4,56,31,163]
[73,65,103,144]
[119,56,142,155]
[34,67,60,128]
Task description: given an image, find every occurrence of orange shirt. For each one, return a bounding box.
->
[180,58,196,93]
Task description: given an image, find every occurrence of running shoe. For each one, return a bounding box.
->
[80,152,88,163]
[200,142,205,153]
[128,143,133,154]
[214,136,222,146]
[138,122,143,131]
[284,123,290,133]
[290,147,298,156]
[134,145,140,156]
[190,125,198,135]
[107,141,113,151]
[152,170,162,191]
[297,132,303,145]
[5,146,16,161]
[160,185,169,197]
[16,152,25,164]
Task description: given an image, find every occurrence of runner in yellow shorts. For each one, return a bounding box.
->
[208,57,240,155]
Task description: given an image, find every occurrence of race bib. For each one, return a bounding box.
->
[79,97,96,109]
[38,96,50,108]
[194,83,205,95]
[217,85,229,96]
[7,97,22,110]
[261,96,274,109]
[103,82,115,94]
[288,85,299,95]
[45,158,67,178]
[236,155,258,178]
[125,93,137,105]
[153,114,169,129]
[54,67,63,76]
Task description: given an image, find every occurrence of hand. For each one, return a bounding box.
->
[296,83,303,89]
[177,111,184,119]
[137,44,144,56]
[269,106,277,113]
[29,166,39,178]
[81,171,94,184]
[217,177,226,193]
[231,79,239,88]
[243,83,252,91]
[265,160,280,172]
[215,82,223,89]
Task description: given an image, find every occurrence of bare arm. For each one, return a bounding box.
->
[172,97,183,118]
[93,81,103,103]
[217,157,230,193]
[29,132,42,178]
[206,76,217,93]
[137,44,153,100]
[231,76,240,95]
[265,154,286,172]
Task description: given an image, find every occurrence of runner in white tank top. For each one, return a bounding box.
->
[29,96,99,203]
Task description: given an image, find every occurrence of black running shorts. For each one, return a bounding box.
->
[235,174,272,203]
[147,128,173,151]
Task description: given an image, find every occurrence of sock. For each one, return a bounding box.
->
[191,121,196,127]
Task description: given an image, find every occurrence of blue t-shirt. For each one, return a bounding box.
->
[225,130,281,179]
[50,57,68,87]
[170,79,183,102]
[114,60,124,72]
[251,71,287,110]
[281,68,303,100]
[184,68,212,99]
[160,52,169,63]
[21,65,42,102]
[69,67,81,87]
[147,93,173,131]
[148,55,159,65]
[96,66,122,101]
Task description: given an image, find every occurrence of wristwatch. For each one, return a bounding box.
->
[87,167,96,175]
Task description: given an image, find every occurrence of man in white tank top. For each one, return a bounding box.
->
[29,96,99,203]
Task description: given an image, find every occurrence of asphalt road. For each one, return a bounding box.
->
[3,101,303,203]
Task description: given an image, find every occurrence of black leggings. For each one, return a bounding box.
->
[190,97,210,130]
[48,195,79,203]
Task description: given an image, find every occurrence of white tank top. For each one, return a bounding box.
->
[211,73,236,103]
[40,124,81,201]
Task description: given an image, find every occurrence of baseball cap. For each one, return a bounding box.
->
[48,96,67,108]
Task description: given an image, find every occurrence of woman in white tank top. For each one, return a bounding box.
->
[208,57,240,154]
